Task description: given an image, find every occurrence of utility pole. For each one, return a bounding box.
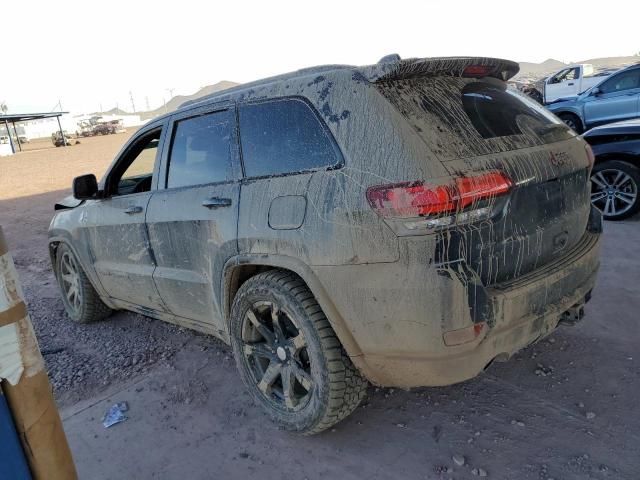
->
[129,91,136,113]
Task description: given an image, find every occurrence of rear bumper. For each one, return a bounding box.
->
[349,230,601,387]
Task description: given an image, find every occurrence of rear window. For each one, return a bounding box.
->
[239,98,341,178]
[377,77,574,160]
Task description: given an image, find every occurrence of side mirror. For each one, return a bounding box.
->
[72,174,98,200]
[591,87,601,96]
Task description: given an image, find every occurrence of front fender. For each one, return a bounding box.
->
[48,233,116,309]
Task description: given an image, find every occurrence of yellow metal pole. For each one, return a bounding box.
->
[0,227,77,480]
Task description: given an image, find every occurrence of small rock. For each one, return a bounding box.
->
[472,467,488,477]
[586,412,596,419]
[433,465,451,474]
[396,423,406,428]
[452,454,465,466]
[577,402,585,408]
[238,452,249,459]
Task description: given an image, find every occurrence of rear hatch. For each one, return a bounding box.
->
[371,59,593,285]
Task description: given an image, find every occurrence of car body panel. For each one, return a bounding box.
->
[145,103,241,333]
[82,192,167,311]
[582,119,640,162]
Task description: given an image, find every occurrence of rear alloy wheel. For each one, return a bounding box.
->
[230,270,367,434]
[55,244,112,323]
[590,160,640,220]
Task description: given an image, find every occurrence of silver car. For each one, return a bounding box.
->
[548,64,640,133]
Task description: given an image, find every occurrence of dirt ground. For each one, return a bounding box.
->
[1,133,639,479]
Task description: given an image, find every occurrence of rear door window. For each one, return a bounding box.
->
[167,110,233,188]
[377,77,574,161]
[238,98,341,178]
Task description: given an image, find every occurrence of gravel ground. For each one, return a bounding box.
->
[2,134,640,478]
[0,131,214,407]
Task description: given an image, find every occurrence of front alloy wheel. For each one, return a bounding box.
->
[59,250,83,315]
[590,160,640,220]
[55,244,112,323]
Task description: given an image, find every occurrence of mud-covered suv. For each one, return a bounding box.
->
[49,56,602,434]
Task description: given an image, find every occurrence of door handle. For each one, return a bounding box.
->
[202,197,232,209]
[124,205,143,214]
[567,82,574,86]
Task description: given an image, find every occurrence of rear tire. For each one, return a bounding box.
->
[55,244,112,323]
[591,160,640,220]
[229,270,367,435]
[558,113,583,133]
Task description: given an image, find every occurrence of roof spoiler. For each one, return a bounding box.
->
[364,56,520,83]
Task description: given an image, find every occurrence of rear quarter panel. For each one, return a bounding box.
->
[236,70,448,266]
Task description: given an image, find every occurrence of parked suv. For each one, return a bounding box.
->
[548,63,640,133]
[49,56,602,434]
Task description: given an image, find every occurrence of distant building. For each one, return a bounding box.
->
[1,113,147,143]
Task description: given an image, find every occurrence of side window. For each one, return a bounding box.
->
[550,69,569,84]
[600,70,640,94]
[238,98,341,178]
[167,110,233,188]
[110,129,161,196]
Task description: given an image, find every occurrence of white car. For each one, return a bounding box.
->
[543,64,614,103]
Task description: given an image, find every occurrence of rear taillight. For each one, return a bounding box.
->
[367,171,512,216]
[367,171,512,234]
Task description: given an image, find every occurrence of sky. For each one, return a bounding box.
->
[2,0,638,114]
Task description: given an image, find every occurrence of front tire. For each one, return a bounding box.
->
[230,270,367,434]
[55,244,112,323]
[590,160,640,220]
[559,113,583,133]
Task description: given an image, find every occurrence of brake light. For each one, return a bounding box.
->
[463,65,493,77]
[366,171,512,219]
[585,143,595,168]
